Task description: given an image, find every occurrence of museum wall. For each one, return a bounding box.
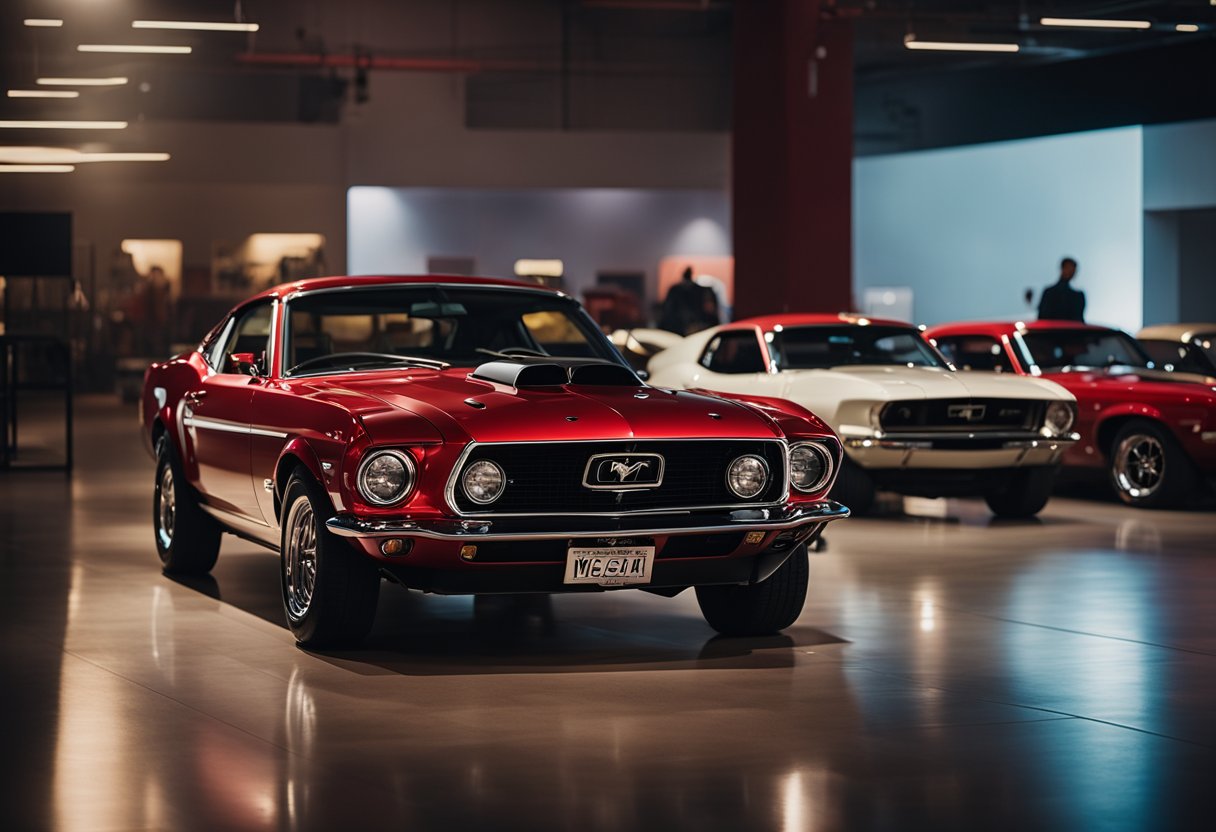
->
[853,126,1145,332]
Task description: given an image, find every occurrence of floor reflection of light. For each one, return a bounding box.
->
[781,770,805,832]
[919,600,936,633]
[53,563,169,831]
[1005,551,1154,829]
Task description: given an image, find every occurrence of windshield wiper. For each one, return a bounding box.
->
[287,351,451,376]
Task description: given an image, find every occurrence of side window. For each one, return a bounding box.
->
[1140,341,1206,374]
[212,302,274,375]
[700,331,766,374]
[935,336,1014,372]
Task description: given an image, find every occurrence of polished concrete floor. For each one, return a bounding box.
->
[2,396,1214,831]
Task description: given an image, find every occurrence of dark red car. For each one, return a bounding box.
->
[925,320,1216,509]
[141,276,848,646]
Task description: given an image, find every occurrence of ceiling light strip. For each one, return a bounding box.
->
[0,165,74,173]
[37,77,129,86]
[8,90,80,99]
[1176,24,1200,33]
[0,121,128,130]
[1039,17,1152,30]
[24,19,64,28]
[78,44,192,54]
[904,40,1020,53]
[132,20,260,32]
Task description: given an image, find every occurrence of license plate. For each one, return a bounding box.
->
[564,546,655,586]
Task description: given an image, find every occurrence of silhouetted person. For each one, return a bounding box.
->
[659,266,718,335]
[1037,257,1085,322]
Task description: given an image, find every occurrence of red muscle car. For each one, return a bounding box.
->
[141,276,848,646]
[925,320,1216,509]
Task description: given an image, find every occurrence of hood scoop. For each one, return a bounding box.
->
[472,358,640,388]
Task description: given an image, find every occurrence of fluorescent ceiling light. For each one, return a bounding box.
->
[0,147,169,164]
[1176,24,1200,33]
[78,44,192,54]
[904,39,1020,53]
[1039,17,1151,29]
[133,20,259,32]
[37,77,129,86]
[0,120,128,130]
[24,19,63,27]
[0,164,74,173]
[8,90,80,98]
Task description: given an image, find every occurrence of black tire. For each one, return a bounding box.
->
[829,456,875,515]
[1108,420,1196,509]
[984,466,1057,518]
[280,467,380,648]
[153,437,221,575]
[695,544,809,636]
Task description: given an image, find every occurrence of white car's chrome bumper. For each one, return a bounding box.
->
[841,432,1078,470]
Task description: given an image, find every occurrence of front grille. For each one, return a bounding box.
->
[879,399,1043,433]
[450,440,786,515]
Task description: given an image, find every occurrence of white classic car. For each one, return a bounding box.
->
[647,313,1079,517]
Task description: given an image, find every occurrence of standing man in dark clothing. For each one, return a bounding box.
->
[1037,257,1086,322]
[659,266,719,334]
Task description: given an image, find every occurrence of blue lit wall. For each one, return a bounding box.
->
[854,127,1144,331]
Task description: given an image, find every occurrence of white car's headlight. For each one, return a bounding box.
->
[462,460,506,505]
[1043,401,1076,437]
[726,454,769,499]
[357,450,416,506]
[789,442,834,493]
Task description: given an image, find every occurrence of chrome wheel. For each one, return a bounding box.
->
[284,498,318,619]
[1113,433,1165,499]
[156,464,176,550]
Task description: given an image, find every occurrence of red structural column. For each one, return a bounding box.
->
[732,1,854,318]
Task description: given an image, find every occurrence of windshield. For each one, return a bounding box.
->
[282,285,622,376]
[1020,329,1152,372]
[772,325,948,370]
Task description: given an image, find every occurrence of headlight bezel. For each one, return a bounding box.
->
[726,454,770,500]
[356,449,417,507]
[788,441,835,494]
[1042,400,1076,437]
[462,459,507,505]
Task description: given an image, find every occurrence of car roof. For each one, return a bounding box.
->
[1136,323,1216,342]
[925,320,1125,337]
[248,274,563,302]
[725,312,915,331]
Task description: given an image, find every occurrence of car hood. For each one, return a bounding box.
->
[1044,367,1216,394]
[778,365,1072,402]
[312,368,788,444]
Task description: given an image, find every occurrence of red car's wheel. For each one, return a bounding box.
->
[1109,420,1196,509]
[695,543,809,636]
[279,467,380,648]
[153,437,221,575]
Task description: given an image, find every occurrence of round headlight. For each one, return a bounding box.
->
[357,450,416,506]
[726,454,769,499]
[462,460,506,505]
[790,443,833,493]
[1043,401,1075,437]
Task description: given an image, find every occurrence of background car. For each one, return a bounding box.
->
[1136,323,1216,383]
[927,320,1216,509]
[646,313,1078,518]
[141,275,848,647]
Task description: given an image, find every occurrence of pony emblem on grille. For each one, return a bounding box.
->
[582,453,665,490]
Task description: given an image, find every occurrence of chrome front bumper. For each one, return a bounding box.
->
[841,432,1079,469]
[325,501,849,541]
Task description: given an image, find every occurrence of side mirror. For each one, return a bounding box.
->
[228,352,260,376]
